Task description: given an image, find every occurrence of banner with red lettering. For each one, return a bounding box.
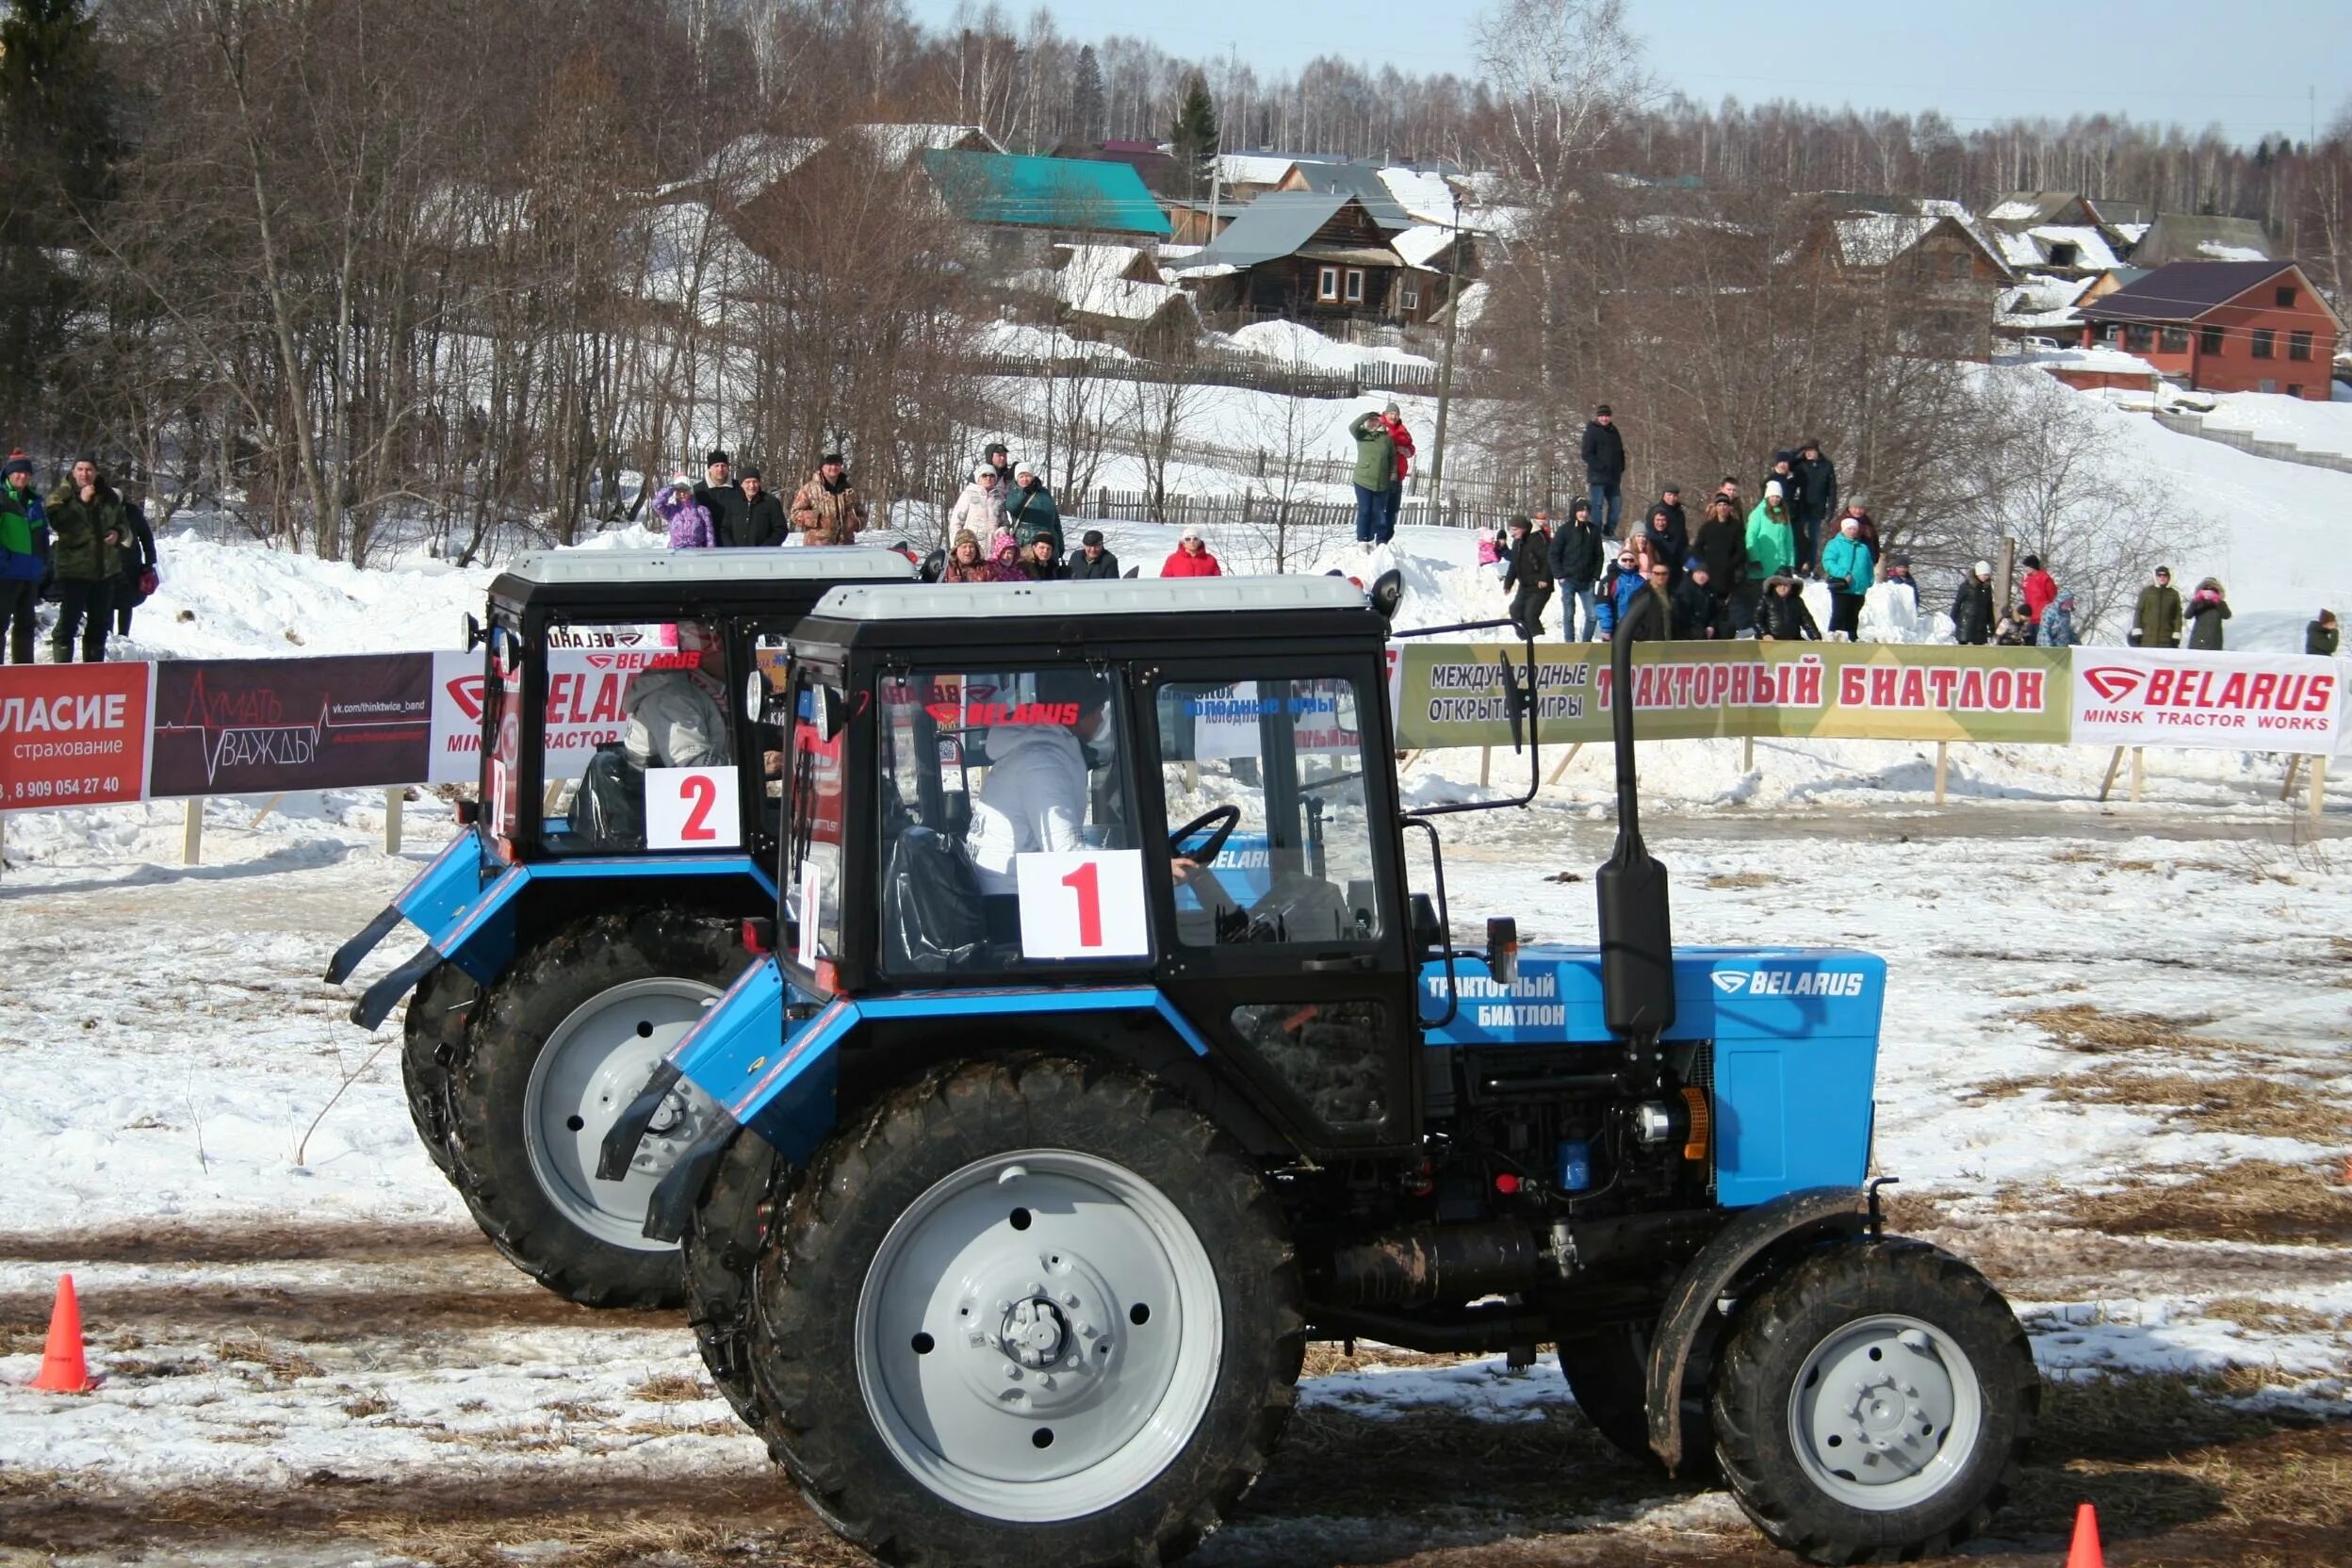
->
[2070,648,2342,755]
[429,647,673,787]
[149,656,433,798]
[1393,643,2071,748]
[0,662,154,807]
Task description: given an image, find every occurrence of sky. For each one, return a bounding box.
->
[917,0,2351,147]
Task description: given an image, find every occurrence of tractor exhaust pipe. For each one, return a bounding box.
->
[1323,1222,1548,1308]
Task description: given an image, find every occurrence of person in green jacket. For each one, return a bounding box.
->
[2129,565,2181,648]
[0,453,48,664]
[46,457,127,662]
[1348,408,1397,547]
[2309,610,2339,657]
[1745,481,1799,582]
[1006,464,1062,555]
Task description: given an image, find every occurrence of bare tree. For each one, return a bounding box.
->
[1125,369,1202,522]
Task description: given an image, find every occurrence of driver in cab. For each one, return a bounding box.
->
[624,621,729,770]
[965,678,1198,897]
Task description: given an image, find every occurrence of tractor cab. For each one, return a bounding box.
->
[765,577,1419,1152]
[472,547,920,866]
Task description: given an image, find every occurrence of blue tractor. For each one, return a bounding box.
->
[596,577,2037,1564]
[325,547,917,1308]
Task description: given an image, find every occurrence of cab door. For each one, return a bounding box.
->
[1138,660,1418,1154]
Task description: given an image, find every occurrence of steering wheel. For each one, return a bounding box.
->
[1168,804,1241,866]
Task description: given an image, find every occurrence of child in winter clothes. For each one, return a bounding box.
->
[655,475,715,549]
[2035,590,2080,647]
[1478,529,1504,580]
[1756,573,1821,641]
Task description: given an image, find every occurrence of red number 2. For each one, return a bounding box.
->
[1061,860,1102,948]
[679,774,718,841]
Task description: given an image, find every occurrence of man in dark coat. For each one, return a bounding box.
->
[2129,565,2181,648]
[1952,561,1996,645]
[1546,499,1605,639]
[1757,573,1821,641]
[1671,561,1731,640]
[111,493,159,638]
[45,458,127,662]
[0,453,49,664]
[1578,405,1625,539]
[1690,494,1751,632]
[727,467,790,547]
[694,449,748,547]
[1067,529,1120,580]
[1638,503,1688,589]
[983,442,1016,493]
[1502,514,1554,640]
[1656,482,1687,540]
[1788,439,1838,574]
[2308,610,2338,657]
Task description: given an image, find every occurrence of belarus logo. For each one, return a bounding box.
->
[1712,969,1867,998]
[2082,666,2144,703]
[445,675,485,722]
[1709,972,1747,993]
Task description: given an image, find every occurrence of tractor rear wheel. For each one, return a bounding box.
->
[683,1128,792,1440]
[447,910,748,1309]
[745,1055,1303,1568]
[400,961,479,1178]
[1710,1238,2036,1563]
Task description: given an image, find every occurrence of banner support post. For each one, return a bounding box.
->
[1934,743,1949,807]
[182,799,203,867]
[1478,746,1491,788]
[1544,742,1582,786]
[2098,745,2126,802]
[385,788,404,857]
[2282,755,2301,801]
[2130,746,2145,803]
[1741,733,1754,773]
[2311,757,2328,823]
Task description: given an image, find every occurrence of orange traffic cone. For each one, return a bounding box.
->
[30,1274,93,1394]
[2066,1500,2104,1568]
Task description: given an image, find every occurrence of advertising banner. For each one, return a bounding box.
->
[0,662,154,807]
[432,647,691,787]
[150,656,433,798]
[1393,643,2071,751]
[2070,647,2342,755]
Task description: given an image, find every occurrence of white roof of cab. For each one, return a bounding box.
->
[814,577,1370,622]
[500,547,918,587]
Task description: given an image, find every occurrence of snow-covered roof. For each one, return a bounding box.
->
[2028,224,2121,271]
[1023,247,1197,324]
[1996,272,2096,330]
[633,200,766,319]
[1391,223,1455,270]
[1992,229,2044,270]
[676,132,823,204]
[2111,222,2149,247]
[851,122,1002,166]
[2197,240,2269,263]
[1985,199,2042,223]
[1217,153,1305,188]
[2000,342,2157,376]
[1378,167,1457,228]
[1832,213,1937,269]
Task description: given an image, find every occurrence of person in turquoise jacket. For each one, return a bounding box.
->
[0,453,49,664]
[1816,513,1874,639]
[1745,482,1799,584]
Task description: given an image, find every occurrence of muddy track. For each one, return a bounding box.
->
[0,1220,489,1266]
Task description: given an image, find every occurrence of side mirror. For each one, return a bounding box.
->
[463,612,485,650]
[1369,567,1403,623]
[1485,916,1519,986]
[808,685,846,743]
[1409,891,1443,957]
[452,797,480,827]
[744,671,768,726]
[920,548,945,584]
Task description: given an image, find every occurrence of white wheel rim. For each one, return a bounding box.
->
[1787,1313,1984,1511]
[521,976,721,1251]
[855,1149,1223,1522]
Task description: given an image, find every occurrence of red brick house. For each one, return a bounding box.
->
[2076,260,2342,400]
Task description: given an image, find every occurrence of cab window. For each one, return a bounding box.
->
[874,667,1139,975]
[1154,676,1382,947]
[785,668,847,968]
[538,618,735,856]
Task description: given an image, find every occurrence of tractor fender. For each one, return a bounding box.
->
[325,831,489,985]
[342,855,775,1031]
[1644,1184,1870,1475]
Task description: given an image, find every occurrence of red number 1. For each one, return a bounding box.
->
[679,774,718,841]
[1061,860,1102,947]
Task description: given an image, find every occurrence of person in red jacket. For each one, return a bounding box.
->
[1161,525,1223,578]
[2018,554,2057,629]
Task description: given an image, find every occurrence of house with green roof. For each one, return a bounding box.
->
[920,150,1172,258]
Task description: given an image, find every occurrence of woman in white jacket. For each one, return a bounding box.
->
[947,464,1008,541]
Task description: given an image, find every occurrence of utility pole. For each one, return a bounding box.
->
[1425,185,1470,526]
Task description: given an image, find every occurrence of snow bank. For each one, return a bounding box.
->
[1217,319,1433,371]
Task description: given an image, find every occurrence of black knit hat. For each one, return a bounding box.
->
[738,466,761,481]
[1594,403,1611,416]
[821,451,844,466]
[1082,529,1104,547]
[706,449,729,466]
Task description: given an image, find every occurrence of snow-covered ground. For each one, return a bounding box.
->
[2199,383,2352,458]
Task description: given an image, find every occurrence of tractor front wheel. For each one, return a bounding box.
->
[447,911,748,1309]
[400,961,479,1178]
[745,1055,1302,1568]
[1710,1238,2036,1563]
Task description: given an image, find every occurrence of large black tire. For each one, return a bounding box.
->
[682,1128,793,1441]
[400,961,480,1179]
[747,1055,1304,1568]
[1556,1319,1721,1479]
[1710,1238,2037,1564]
[447,910,748,1310]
